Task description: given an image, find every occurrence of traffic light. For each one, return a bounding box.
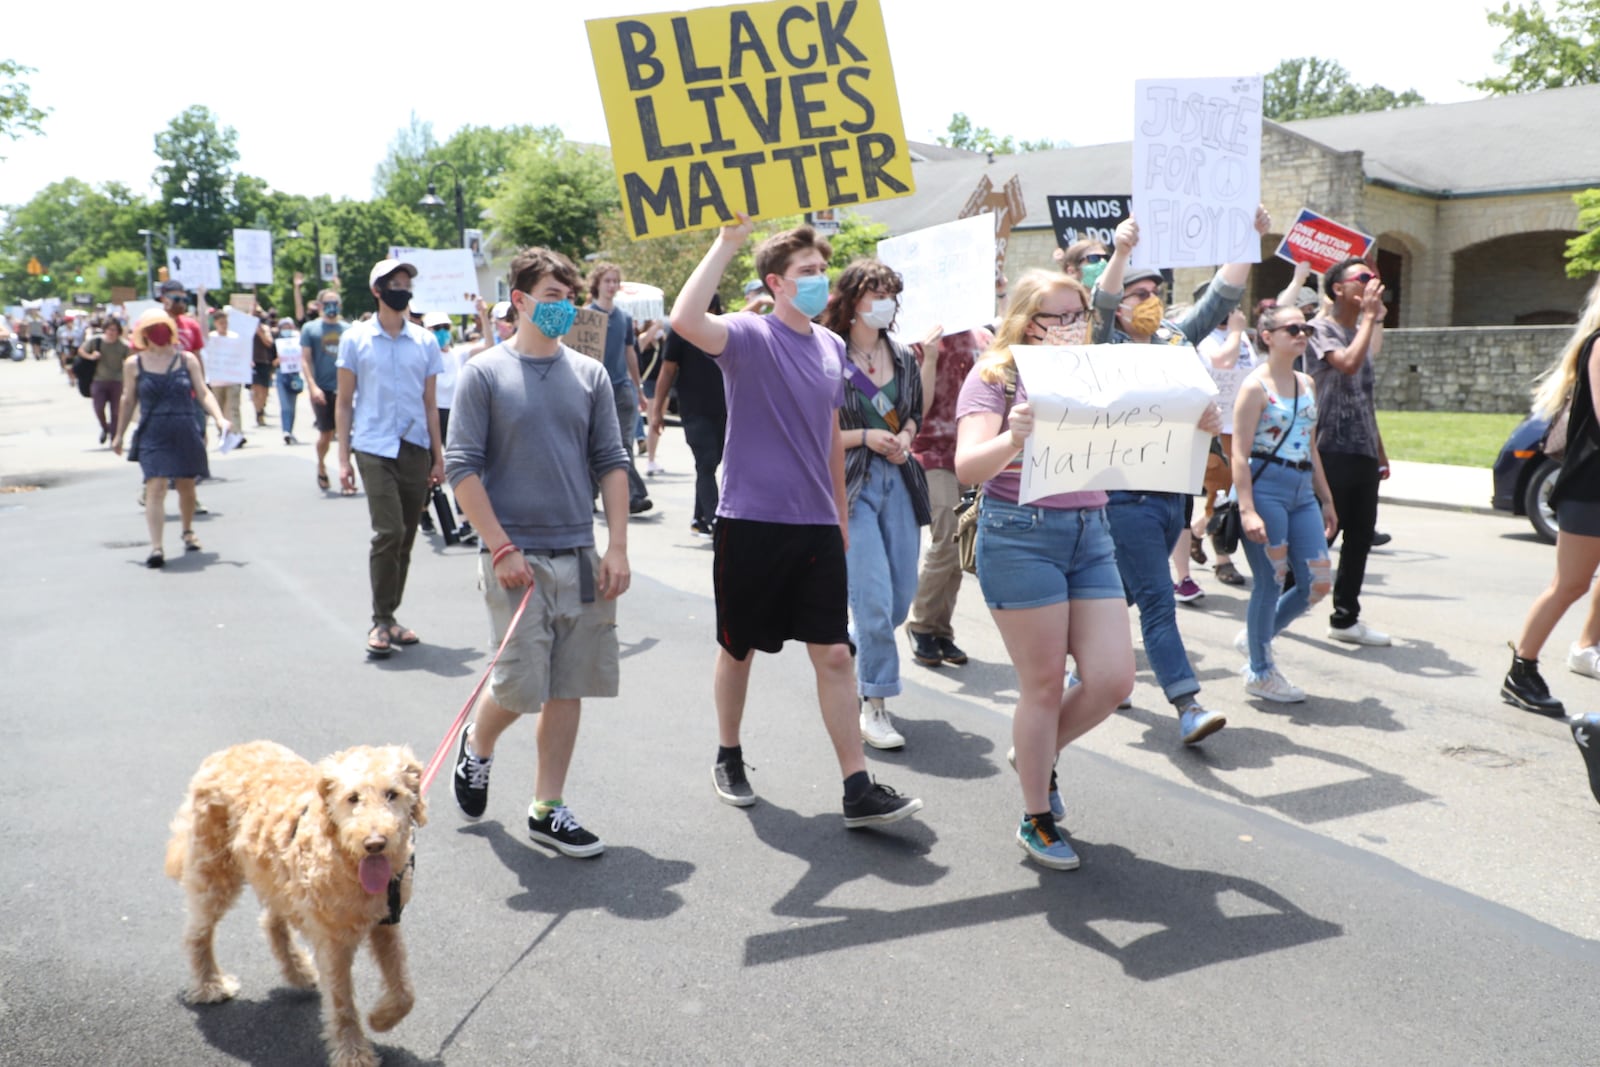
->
[74,273,84,284]
[41,274,50,283]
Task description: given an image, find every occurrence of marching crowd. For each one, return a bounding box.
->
[32,211,1600,870]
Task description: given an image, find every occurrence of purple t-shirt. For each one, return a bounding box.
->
[715,313,846,525]
[955,362,1108,510]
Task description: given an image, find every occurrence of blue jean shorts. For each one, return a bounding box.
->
[975,498,1124,610]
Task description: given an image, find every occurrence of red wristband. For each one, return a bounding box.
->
[491,542,520,567]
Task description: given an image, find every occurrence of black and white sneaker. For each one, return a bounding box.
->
[842,780,923,828]
[713,758,756,807]
[528,804,604,857]
[453,725,492,819]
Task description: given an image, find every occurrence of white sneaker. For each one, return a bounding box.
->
[1568,643,1600,679]
[859,702,905,749]
[646,460,665,476]
[1245,667,1306,703]
[1235,627,1273,663]
[1327,621,1392,647]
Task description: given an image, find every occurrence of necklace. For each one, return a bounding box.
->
[848,337,878,374]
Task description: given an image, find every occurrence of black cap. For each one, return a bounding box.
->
[158,279,188,297]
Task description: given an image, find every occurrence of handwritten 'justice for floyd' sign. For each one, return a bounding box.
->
[1010,344,1218,500]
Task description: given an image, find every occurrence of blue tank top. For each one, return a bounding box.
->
[1251,374,1318,463]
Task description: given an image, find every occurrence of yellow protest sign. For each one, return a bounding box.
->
[587,0,915,240]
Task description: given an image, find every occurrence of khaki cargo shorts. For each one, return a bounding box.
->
[478,550,618,712]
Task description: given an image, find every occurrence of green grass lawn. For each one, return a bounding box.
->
[1375,410,1525,468]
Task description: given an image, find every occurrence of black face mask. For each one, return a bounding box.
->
[379,288,413,312]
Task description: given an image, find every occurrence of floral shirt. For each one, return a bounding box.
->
[910,327,991,472]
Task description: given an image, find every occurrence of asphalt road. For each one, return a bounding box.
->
[2,359,1597,1065]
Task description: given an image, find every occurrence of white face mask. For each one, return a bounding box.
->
[858,298,896,330]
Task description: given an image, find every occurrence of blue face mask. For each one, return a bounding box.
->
[789,273,830,318]
[528,298,577,339]
[433,328,451,348]
[322,301,339,318]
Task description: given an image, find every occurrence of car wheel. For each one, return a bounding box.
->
[1523,459,1559,544]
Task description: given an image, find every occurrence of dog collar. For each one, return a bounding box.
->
[380,853,415,925]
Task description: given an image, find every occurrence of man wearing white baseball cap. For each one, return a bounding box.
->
[336,258,445,657]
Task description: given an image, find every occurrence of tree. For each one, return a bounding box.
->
[374,116,532,250]
[1264,57,1426,121]
[938,113,1062,155]
[0,59,48,156]
[153,106,241,248]
[726,212,889,301]
[485,131,619,262]
[1471,0,1600,94]
[0,179,158,294]
[1565,188,1600,277]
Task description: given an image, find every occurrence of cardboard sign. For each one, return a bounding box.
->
[1274,207,1375,274]
[233,228,274,285]
[166,249,223,291]
[1131,75,1262,270]
[274,336,302,374]
[201,309,258,385]
[586,0,915,239]
[875,213,996,340]
[567,307,609,361]
[387,247,480,316]
[109,286,136,303]
[960,173,1025,280]
[1047,195,1132,249]
[1010,344,1217,499]
[229,293,257,313]
[319,253,338,282]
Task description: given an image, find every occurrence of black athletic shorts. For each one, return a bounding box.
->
[712,517,848,660]
[310,389,337,433]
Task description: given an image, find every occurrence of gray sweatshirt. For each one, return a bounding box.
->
[445,343,629,550]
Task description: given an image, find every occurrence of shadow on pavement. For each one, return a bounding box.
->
[1120,706,1432,824]
[372,642,483,679]
[739,801,947,918]
[865,714,1001,780]
[743,839,1342,980]
[188,986,443,1067]
[462,820,693,921]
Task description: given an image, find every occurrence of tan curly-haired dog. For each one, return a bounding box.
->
[165,741,427,1067]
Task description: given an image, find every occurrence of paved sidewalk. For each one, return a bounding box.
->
[1382,458,1496,516]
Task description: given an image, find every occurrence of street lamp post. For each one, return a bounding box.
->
[418,161,467,247]
[137,229,155,299]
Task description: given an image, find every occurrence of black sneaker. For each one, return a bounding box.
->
[528,804,604,857]
[713,758,756,807]
[452,725,492,819]
[842,780,923,828]
[419,511,436,534]
[936,637,969,665]
[629,497,653,515]
[909,630,943,667]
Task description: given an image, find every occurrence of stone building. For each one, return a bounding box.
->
[854,84,1600,411]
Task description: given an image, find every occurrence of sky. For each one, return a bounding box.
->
[2,0,1509,211]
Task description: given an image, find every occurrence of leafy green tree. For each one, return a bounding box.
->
[0,179,158,290]
[374,116,533,249]
[1472,0,1600,93]
[0,59,48,156]
[485,130,619,262]
[1264,57,1425,120]
[726,212,889,300]
[153,106,241,248]
[79,249,147,301]
[937,113,1061,155]
[1565,188,1600,276]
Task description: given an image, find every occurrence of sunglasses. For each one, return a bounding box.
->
[1267,323,1315,338]
[1079,253,1109,264]
[1032,310,1088,328]
[1343,272,1376,286]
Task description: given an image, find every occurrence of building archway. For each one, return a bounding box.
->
[1451,230,1587,326]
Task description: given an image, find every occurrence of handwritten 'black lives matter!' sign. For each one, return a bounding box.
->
[587,0,915,239]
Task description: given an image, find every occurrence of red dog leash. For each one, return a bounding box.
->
[419,582,534,793]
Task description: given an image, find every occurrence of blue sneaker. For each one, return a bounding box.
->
[1016,814,1080,870]
[1178,703,1226,745]
[1006,746,1065,820]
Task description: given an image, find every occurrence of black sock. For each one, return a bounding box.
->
[1025,810,1057,828]
[843,770,871,801]
[716,745,742,765]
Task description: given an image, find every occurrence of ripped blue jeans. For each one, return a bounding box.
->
[1238,462,1331,675]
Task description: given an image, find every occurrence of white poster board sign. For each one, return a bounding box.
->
[274,336,302,374]
[1131,75,1262,271]
[389,247,480,315]
[165,249,223,291]
[202,308,258,385]
[233,228,274,285]
[876,213,997,341]
[319,253,338,281]
[1011,344,1217,499]
[123,300,159,325]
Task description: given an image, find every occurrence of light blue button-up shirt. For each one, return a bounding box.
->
[336,317,444,458]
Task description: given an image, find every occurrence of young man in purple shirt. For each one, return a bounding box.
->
[671,215,923,829]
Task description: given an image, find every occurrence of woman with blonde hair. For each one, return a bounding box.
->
[112,308,231,568]
[1503,277,1600,716]
[954,268,1133,870]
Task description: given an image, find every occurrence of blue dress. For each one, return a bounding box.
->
[134,353,209,480]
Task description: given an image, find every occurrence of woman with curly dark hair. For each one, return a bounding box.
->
[820,260,931,751]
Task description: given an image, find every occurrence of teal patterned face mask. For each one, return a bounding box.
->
[529,298,577,339]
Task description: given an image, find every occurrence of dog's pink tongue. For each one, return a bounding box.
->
[359,855,392,895]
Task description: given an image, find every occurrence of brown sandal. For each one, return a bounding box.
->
[366,625,393,657]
